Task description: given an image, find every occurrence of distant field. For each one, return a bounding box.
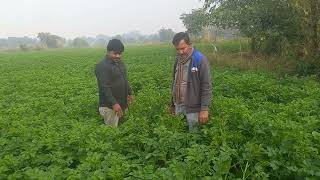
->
[0,45,319,179]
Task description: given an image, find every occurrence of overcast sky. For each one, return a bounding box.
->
[0,0,203,38]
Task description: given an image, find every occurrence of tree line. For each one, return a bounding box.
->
[0,28,176,50]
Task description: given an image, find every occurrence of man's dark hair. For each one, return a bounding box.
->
[172,32,191,46]
[107,39,124,53]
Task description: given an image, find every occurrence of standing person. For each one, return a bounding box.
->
[170,32,212,132]
[95,39,133,127]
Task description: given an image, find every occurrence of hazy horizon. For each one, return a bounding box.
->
[0,0,203,39]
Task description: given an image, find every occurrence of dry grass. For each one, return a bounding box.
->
[207,52,297,74]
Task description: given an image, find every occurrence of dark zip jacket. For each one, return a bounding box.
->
[95,57,132,110]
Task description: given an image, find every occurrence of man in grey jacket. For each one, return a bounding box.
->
[170,32,212,131]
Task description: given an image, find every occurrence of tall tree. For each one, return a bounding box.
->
[37,33,65,48]
[72,37,89,48]
[158,28,175,42]
[180,9,210,36]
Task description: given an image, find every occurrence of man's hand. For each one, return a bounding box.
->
[199,111,209,124]
[127,95,134,105]
[169,104,175,115]
[112,103,123,117]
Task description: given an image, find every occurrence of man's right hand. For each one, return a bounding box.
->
[169,104,175,115]
[112,103,123,117]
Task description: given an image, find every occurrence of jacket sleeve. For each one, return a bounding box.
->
[95,64,117,106]
[199,56,212,111]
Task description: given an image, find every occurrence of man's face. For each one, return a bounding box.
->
[174,39,192,58]
[108,51,122,61]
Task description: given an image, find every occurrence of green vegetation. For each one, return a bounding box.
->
[182,0,320,74]
[0,44,319,179]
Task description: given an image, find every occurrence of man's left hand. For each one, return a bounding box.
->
[199,111,209,125]
[128,95,134,105]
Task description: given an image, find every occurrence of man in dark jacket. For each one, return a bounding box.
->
[95,39,133,127]
[171,32,212,132]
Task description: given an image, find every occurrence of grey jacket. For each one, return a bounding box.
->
[171,49,212,113]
